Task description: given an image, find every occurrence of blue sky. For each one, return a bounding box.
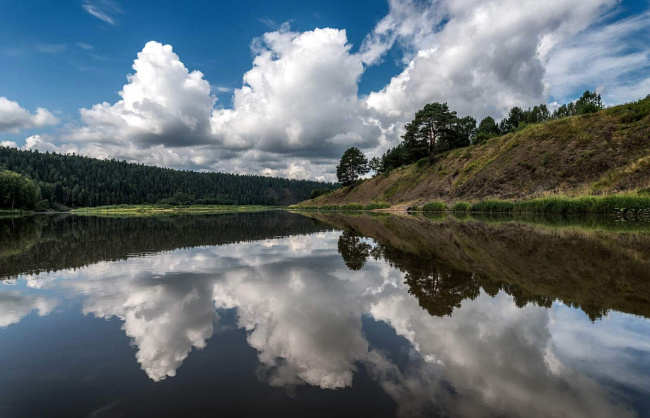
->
[1,0,649,180]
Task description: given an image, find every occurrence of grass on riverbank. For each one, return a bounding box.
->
[470,195,650,215]
[70,204,276,216]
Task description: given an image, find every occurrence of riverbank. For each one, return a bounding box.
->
[69,204,277,216]
[294,193,650,215]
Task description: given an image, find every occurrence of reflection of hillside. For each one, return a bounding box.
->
[309,213,650,320]
[0,212,333,280]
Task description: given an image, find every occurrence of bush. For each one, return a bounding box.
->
[341,204,363,210]
[422,201,448,211]
[310,188,333,199]
[452,202,471,212]
[364,203,390,210]
[416,157,429,168]
[407,205,420,212]
[470,200,515,213]
[34,199,51,212]
[319,205,341,211]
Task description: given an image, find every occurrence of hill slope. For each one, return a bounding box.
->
[309,98,650,207]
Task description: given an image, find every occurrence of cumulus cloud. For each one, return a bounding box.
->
[365,0,618,127]
[0,97,58,133]
[212,26,379,158]
[63,32,381,179]
[69,41,216,148]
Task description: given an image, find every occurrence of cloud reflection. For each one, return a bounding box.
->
[3,231,645,416]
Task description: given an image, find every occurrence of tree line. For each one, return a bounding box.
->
[335,90,604,184]
[0,147,336,209]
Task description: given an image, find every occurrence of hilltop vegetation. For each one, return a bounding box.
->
[0,148,336,209]
[308,96,650,207]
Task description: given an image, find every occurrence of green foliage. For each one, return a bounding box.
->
[407,205,420,212]
[422,201,448,211]
[470,200,515,213]
[0,147,335,207]
[0,170,41,210]
[452,202,471,212]
[320,205,341,211]
[310,188,333,199]
[364,202,390,210]
[336,147,369,186]
[470,195,650,214]
[341,204,364,210]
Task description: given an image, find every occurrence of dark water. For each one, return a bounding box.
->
[0,211,649,418]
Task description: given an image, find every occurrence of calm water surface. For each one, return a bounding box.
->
[0,211,649,417]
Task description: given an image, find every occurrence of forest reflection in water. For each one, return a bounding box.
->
[0,211,649,418]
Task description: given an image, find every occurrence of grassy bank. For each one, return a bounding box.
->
[0,209,32,218]
[70,204,276,216]
[292,202,391,212]
[468,195,650,215]
[402,194,650,216]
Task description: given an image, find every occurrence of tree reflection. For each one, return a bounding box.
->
[337,231,371,270]
[340,231,566,318]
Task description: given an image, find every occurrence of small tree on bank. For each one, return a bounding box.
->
[336,147,369,186]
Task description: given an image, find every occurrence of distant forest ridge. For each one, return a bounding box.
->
[0,147,337,208]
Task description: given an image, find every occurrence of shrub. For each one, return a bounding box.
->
[319,205,341,211]
[34,199,51,212]
[422,201,448,212]
[407,205,420,212]
[310,188,333,199]
[452,202,471,212]
[341,204,364,210]
[470,200,515,213]
[364,202,390,210]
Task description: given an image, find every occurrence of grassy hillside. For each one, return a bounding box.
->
[307,97,650,207]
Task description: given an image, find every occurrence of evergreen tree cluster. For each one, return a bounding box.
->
[0,147,336,208]
[375,90,604,173]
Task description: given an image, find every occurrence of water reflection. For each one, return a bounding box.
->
[0,212,648,417]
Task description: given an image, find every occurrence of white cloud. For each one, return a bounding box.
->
[82,0,121,25]
[62,32,380,179]
[365,0,619,128]
[545,11,650,103]
[0,97,58,133]
[76,42,95,50]
[211,26,380,157]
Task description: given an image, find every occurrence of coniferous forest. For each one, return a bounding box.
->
[0,147,336,209]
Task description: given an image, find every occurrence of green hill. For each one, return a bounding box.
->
[305,97,650,208]
[0,148,336,208]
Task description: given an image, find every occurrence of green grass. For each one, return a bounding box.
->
[319,205,341,211]
[452,202,471,212]
[71,204,274,215]
[469,195,650,214]
[470,200,515,213]
[421,201,448,212]
[364,203,390,210]
[341,204,364,210]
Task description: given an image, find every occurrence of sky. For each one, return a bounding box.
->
[0,0,649,181]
